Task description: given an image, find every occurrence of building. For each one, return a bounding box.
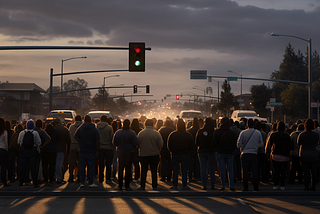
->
[0,82,45,121]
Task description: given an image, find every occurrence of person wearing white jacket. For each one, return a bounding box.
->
[237,119,263,191]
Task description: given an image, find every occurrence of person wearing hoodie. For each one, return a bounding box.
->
[68,115,82,182]
[289,123,304,184]
[168,119,193,190]
[196,117,215,190]
[230,120,242,184]
[113,119,138,191]
[298,119,319,191]
[97,114,114,183]
[187,117,201,182]
[213,117,237,191]
[237,118,263,191]
[74,115,100,188]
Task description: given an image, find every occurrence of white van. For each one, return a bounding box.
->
[231,110,267,122]
[178,110,203,122]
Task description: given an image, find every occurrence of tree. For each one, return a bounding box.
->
[280,83,308,119]
[63,78,91,100]
[250,83,272,117]
[218,80,238,116]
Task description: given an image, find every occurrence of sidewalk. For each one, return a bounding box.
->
[1,172,319,197]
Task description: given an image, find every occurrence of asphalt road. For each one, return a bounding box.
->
[0,196,319,214]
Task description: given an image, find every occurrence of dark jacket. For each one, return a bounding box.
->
[187,126,199,156]
[113,129,138,153]
[298,130,319,162]
[168,130,193,155]
[158,126,174,154]
[266,131,292,158]
[75,122,100,153]
[212,118,237,154]
[196,118,215,153]
[41,128,58,153]
[55,124,71,154]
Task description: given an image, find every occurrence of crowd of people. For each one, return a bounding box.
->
[0,114,319,192]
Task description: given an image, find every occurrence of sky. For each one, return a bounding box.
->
[0,0,320,105]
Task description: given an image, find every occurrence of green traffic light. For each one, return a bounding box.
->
[135,60,141,66]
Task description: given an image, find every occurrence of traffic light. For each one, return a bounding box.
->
[176,95,180,100]
[146,85,150,93]
[133,85,138,93]
[129,42,145,72]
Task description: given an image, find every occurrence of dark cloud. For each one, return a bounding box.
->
[1,0,319,56]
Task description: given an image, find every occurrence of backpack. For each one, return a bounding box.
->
[22,130,34,149]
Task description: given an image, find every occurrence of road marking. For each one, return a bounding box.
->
[237,198,261,213]
[10,199,19,205]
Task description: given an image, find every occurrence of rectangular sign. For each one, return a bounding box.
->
[269,102,283,106]
[190,70,207,79]
[227,77,237,81]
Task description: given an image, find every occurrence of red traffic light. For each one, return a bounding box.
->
[134,47,141,53]
[176,95,180,100]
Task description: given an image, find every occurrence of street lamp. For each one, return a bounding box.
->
[271,32,312,118]
[61,56,87,92]
[227,70,242,109]
[193,85,206,113]
[102,75,120,110]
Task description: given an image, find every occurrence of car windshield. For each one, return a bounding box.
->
[88,113,110,119]
[238,112,257,117]
[181,112,202,118]
[48,112,73,119]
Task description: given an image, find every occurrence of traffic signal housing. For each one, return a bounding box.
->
[146,85,150,93]
[133,85,138,93]
[176,95,180,100]
[129,42,145,72]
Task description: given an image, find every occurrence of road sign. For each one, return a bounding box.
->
[190,70,207,79]
[227,77,237,81]
[271,107,275,112]
[266,105,271,109]
[311,102,318,108]
[269,102,283,106]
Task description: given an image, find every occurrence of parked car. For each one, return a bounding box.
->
[178,110,203,122]
[87,111,115,123]
[45,110,76,124]
[231,110,267,122]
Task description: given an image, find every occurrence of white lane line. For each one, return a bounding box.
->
[10,199,19,205]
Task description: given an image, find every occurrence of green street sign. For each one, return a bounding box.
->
[227,77,237,81]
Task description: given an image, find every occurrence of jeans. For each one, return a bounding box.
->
[0,148,8,184]
[272,160,288,187]
[301,161,318,188]
[98,149,114,181]
[290,156,303,183]
[216,152,234,188]
[198,152,215,187]
[172,154,190,187]
[160,150,172,181]
[189,154,201,181]
[257,153,268,182]
[68,150,79,180]
[140,155,160,188]
[41,152,56,183]
[79,152,97,185]
[18,146,39,185]
[55,152,65,182]
[233,150,242,182]
[241,153,258,188]
[117,151,133,188]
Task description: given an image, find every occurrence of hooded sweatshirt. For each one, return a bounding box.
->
[213,117,237,154]
[196,118,215,153]
[74,122,100,153]
[69,120,82,152]
[97,122,114,150]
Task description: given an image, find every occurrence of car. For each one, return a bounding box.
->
[178,110,203,122]
[231,110,268,122]
[87,111,115,123]
[46,110,76,124]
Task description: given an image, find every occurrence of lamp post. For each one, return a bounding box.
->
[193,85,206,114]
[227,70,242,109]
[271,33,312,118]
[61,56,87,92]
[102,75,120,110]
